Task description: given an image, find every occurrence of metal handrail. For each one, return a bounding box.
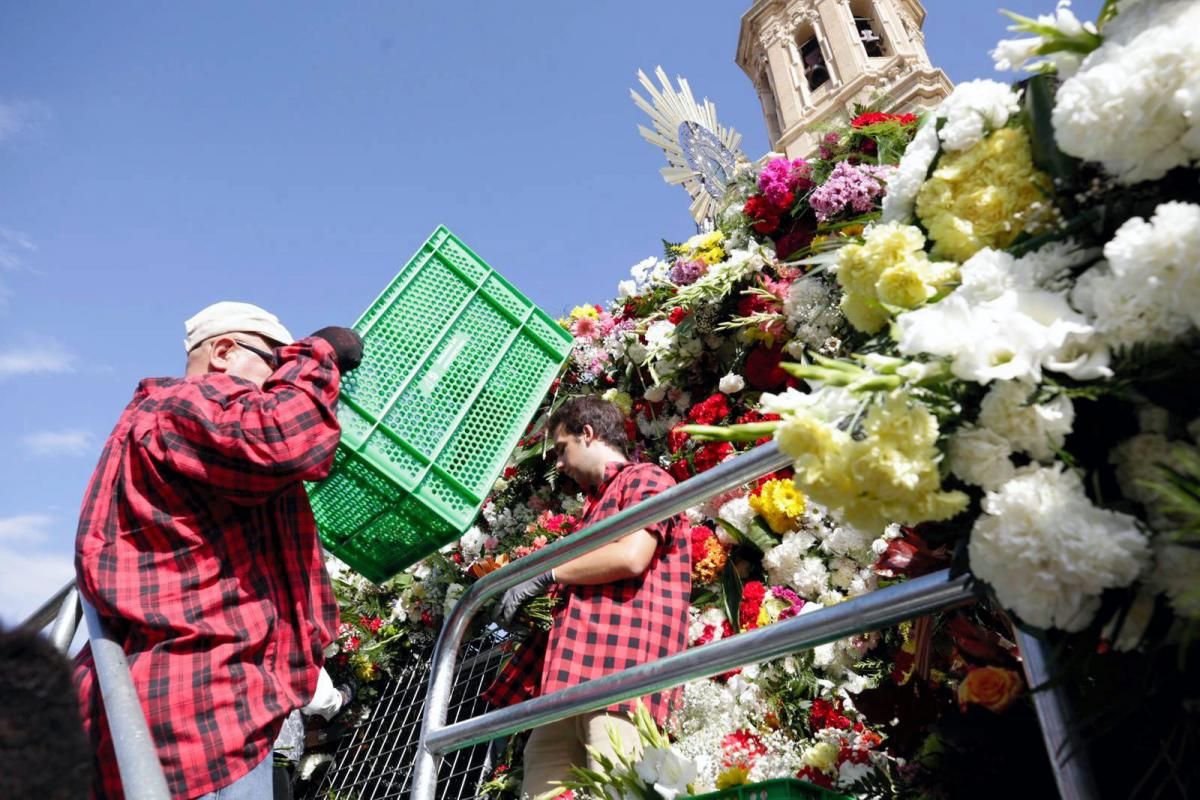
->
[426,570,975,755]
[19,579,75,633]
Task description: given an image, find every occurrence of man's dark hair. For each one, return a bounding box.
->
[0,626,91,798]
[548,395,629,454]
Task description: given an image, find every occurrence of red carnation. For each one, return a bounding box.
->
[739,580,767,630]
[668,306,689,325]
[693,441,733,473]
[744,345,792,391]
[743,194,781,234]
[669,458,692,482]
[667,422,691,454]
[690,525,716,563]
[687,393,731,425]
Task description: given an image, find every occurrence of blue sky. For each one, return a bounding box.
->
[0,0,1101,624]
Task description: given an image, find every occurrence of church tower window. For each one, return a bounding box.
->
[797,28,829,91]
[850,0,887,58]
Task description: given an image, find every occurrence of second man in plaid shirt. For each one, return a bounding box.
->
[483,395,691,798]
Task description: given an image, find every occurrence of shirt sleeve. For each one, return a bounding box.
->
[621,464,677,542]
[145,337,343,503]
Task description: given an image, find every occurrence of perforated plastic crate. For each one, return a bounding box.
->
[690,779,851,800]
[308,226,572,582]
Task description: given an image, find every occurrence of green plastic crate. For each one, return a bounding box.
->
[690,779,852,800]
[308,226,573,582]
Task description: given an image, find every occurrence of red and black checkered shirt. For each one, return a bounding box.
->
[483,460,691,725]
[73,338,343,799]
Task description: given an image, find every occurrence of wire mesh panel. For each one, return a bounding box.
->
[300,628,515,800]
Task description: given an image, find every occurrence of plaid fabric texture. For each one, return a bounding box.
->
[73,338,343,799]
[483,460,691,724]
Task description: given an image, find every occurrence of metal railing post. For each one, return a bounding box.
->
[81,597,172,800]
[1016,630,1099,800]
[409,442,793,800]
[49,586,81,654]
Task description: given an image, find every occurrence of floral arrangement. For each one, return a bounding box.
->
[317,2,1199,798]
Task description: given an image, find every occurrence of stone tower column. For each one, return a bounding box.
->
[736,0,952,159]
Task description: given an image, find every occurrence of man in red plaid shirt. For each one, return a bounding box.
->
[483,396,691,798]
[73,301,363,799]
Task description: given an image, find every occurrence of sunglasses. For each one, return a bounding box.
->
[233,340,279,370]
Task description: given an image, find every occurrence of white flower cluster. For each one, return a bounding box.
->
[480,502,536,541]
[978,380,1074,462]
[936,79,1023,152]
[895,245,1110,384]
[969,464,1149,631]
[783,276,843,353]
[1052,0,1200,183]
[991,1,1098,76]
[619,255,671,298]
[881,119,939,225]
[1073,202,1200,350]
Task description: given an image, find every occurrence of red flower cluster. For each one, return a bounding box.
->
[668,458,692,483]
[668,306,690,325]
[688,393,731,425]
[721,729,768,770]
[690,525,716,563]
[809,698,853,731]
[744,345,795,391]
[693,441,733,473]
[851,111,918,128]
[667,422,691,454]
[743,194,784,234]
[739,581,767,630]
[693,618,736,647]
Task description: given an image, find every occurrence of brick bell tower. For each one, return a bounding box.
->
[736,0,952,158]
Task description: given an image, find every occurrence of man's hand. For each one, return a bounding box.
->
[310,326,364,372]
[497,570,555,626]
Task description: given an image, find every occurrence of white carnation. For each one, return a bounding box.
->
[936,79,1022,152]
[718,496,756,535]
[948,426,1016,490]
[645,319,677,351]
[718,372,745,394]
[458,526,485,559]
[978,380,1074,462]
[1072,202,1200,350]
[896,246,1110,384]
[617,279,638,299]
[969,464,1150,632]
[1052,0,1200,183]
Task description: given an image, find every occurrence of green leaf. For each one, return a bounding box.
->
[1024,74,1078,185]
[740,516,780,555]
[720,558,744,633]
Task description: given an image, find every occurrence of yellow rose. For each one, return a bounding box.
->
[957,666,1023,713]
[916,128,1053,262]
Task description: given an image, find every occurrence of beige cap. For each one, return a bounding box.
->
[184,301,294,352]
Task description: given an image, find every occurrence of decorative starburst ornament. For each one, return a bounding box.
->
[632,66,745,224]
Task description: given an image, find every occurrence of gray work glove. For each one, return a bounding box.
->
[497,570,555,626]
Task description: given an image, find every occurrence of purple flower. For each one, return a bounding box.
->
[669,259,707,286]
[809,161,894,221]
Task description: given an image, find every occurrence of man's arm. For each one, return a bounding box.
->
[146,337,343,503]
[552,529,658,585]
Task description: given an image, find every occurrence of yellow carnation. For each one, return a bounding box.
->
[748,478,807,534]
[777,393,967,534]
[916,127,1054,262]
[716,766,751,789]
[835,222,957,333]
[675,230,727,266]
